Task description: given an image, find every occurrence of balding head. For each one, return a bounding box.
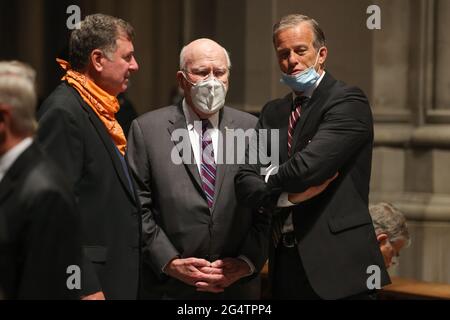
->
[179,38,231,71]
[177,38,231,119]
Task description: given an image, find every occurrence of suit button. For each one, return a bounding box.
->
[258,207,265,214]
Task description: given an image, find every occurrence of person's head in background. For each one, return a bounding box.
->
[0,61,37,156]
[369,202,411,268]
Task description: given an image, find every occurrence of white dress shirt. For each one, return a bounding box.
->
[0,137,33,183]
[182,100,219,173]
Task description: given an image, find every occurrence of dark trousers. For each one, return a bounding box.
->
[272,244,320,300]
[272,244,376,300]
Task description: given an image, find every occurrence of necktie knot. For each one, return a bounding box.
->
[202,119,211,134]
[293,96,309,110]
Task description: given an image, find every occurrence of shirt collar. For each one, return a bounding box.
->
[292,70,326,102]
[182,99,220,131]
[0,137,33,181]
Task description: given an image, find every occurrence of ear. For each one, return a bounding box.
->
[0,104,10,123]
[176,71,187,90]
[90,49,105,72]
[318,46,328,66]
[0,104,11,134]
[377,233,388,244]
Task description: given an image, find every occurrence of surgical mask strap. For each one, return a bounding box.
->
[182,71,196,86]
[310,48,322,70]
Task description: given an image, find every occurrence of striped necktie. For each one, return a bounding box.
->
[200,119,216,209]
[288,96,309,156]
[272,96,310,247]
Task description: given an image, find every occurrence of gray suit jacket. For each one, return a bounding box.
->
[127,104,270,299]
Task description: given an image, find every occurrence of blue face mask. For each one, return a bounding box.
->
[280,51,321,93]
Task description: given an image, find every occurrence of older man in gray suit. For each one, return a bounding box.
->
[127,38,271,299]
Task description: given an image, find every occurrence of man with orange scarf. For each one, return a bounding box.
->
[37,14,140,300]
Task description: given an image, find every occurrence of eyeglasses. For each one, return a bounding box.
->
[182,68,229,82]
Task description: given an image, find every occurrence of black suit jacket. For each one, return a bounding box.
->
[126,104,271,299]
[0,143,81,299]
[37,83,140,299]
[235,72,390,299]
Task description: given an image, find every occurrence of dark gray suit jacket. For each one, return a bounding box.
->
[0,143,81,299]
[127,104,271,299]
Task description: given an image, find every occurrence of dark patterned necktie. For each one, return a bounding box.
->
[272,96,310,247]
[288,96,309,156]
[200,119,216,209]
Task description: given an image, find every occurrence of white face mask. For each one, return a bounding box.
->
[183,73,228,115]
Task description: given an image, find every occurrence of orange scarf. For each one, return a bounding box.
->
[57,58,127,156]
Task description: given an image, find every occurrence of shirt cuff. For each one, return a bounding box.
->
[277,192,296,207]
[264,165,278,183]
[237,255,255,276]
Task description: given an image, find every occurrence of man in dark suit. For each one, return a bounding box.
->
[0,61,81,299]
[235,14,390,299]
[37,14,140,300]
[127,38,271,299]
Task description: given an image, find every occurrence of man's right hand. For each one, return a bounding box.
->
[164,257,225,287]
[81,291,106,300]
[288,172,339,204]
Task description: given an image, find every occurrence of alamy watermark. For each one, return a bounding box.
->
[366,265,382,290]
[367,5,381,30]
[171,122,280,176]
[66,5,81,30]
[66,265,81,290]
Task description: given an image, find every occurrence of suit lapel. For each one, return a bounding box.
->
[278,95,292,164]
[291,72,336,152]
[0,143,37,203]
[78,97,135,201]
[211,108,233,214]
[0,173,14,204]
[167,104,204,195]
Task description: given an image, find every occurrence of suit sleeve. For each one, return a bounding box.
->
[37,106,101,296]
[234,117,272,273]
[268,87,373,193]
[37,106,83,187]
[126,120,180,277]
[236,87,373,209]
[238,207,271,274]
[18,189,82,300]
[235,106,282,210]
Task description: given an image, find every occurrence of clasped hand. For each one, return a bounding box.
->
[165,257,251,293]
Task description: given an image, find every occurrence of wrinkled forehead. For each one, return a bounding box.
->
[115,35,134,50]
[184,44,227,70]
[275,22,315,47]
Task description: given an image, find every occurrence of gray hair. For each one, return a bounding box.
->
[369,202,411,246]
[0,61,37,135]
[179,44,232,71]
[273,14,326,50]
[69,13,135,71]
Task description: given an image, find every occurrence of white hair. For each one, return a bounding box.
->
[179,42,232,71]
[0,61,37,135]
[369,202,411,246]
